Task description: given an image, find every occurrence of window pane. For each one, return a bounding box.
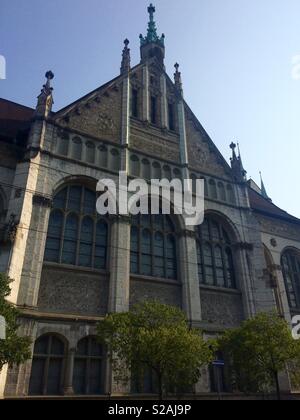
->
[79,217,93,267]
[53,188,67,209]
[44,211,63,263]
[62,214,78,265]
[73,359,86,395]
[29,358,46,395]
[67,186,82,212]
[89,359,103,395]
[83,188,96,214]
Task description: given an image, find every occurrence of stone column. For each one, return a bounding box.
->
[64,348,76,395]
[108,216,131,314]
[107,216,131,395]
[179,229,202,325]
[17,194,52,307]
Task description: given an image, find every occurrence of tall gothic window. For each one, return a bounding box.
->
[44,185,108,270]
[130,214,177,280]
[281,250,300,309]
[73,336,104,395]
[150,96,157,125]
[29,335,66,396]
[197,217,236,289]
[131,88,138,118]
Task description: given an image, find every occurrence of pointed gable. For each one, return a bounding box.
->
[53,76,124,144]
[185,106,233,180]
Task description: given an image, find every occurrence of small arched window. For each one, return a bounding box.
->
[71,137,82,160]
[130,155,140,177]
[130,214,177,280]
[163,165,172,181]
[227,184,236,204]
[141,159,151,180]
[86,141,95,164]
[209,179,217,200]
[281,250,300,309]
[44,185,108,270]
[29,334,66,396]
[110,148,120,172]
[98,145,108,168]
[197,216,236,289]
[152,162,162,179]
[218,182,226,202]
[57,135,69,156]
[173,168,182,180]
[73,336,104,395]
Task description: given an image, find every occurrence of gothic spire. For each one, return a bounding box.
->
[139,4,165,65]
[260,172,270,200]
[120,39,131,75]
[174,63,183,95]
[35,71,54,117]
[230,142,247,182]
[140,3,165,47]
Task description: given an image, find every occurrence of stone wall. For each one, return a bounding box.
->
[38,265,109,316]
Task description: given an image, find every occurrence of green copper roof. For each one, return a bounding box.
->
[140,4,165,47]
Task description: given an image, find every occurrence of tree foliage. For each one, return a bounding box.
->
[0,273,31,371]
[219,311,300,399]
[97,301,215,399]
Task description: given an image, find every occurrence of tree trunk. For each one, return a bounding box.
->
[274,371,281,401]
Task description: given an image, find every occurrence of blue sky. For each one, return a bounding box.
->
[1,0,300,216]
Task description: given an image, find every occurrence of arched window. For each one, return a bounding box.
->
[281,250,300,309]
[57,135,69,156]
[209,179,217,200]
[152,162,162,179]
[98,145,108,168]
[173,168,182,181]
[29,334,66,396]
[71,137,82,160]
[73,336,104,395]
[86,141,95,164]
[130,155,140,177]
[197,216,236,289]
[44,185,108,270]
[130,214,177,280]
[141,159,151,180]
[163,165,172,181]
[218,182,226,202]
[227,184,236,204]
[110,148,120,172]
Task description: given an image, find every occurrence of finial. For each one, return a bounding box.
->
[259,171,270,199]
[148,3,156,21]
[42,71,54,95]
[120,39,131,75]
[174,63,183,94]
[140,3,165,47]
[35,70,54,116]
[230,142,237,160]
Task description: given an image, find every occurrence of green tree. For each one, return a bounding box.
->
[0,273,31,371]
[97,301,215,400]
[219,312,300,400]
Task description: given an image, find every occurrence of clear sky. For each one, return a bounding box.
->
[1,0,300,216]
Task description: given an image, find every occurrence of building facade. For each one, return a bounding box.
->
[0,4,300,398]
